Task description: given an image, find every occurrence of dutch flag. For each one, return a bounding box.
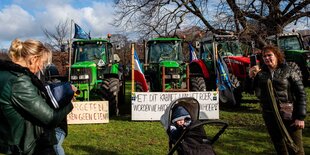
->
[189,43,198,62]
[134,51,148,92]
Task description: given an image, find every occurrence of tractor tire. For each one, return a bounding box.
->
[100,77,120,116]
[190,77,206,91]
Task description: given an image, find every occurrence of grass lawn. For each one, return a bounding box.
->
[63,88,310,155]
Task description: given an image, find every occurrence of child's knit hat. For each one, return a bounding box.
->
[172,106,191,123]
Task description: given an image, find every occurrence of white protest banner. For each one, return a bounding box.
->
[67,101,109,124]
[131,91,219,121]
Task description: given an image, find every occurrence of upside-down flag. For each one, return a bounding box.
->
[74,23,91,39]
[134,51,148,92]
[189,43,198,62]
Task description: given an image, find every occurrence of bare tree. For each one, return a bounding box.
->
[0,49,9,60]
[110,34,131,64]
[114,0,310,47]
[43,19,70,51]
[227,0,310,47]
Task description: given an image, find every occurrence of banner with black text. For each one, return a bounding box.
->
[131,91,219,120]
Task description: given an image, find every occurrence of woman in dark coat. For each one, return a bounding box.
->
[249,45,307,155]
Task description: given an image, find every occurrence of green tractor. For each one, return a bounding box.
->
[140,37,205,92]
[268,32,310,83]
[69,38,122,115]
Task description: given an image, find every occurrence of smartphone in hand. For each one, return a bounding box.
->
[250,54,257,67]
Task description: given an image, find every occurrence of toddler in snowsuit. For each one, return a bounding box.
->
[169,105,215,155]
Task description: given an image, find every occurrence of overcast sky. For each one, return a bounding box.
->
[0,0,119,49]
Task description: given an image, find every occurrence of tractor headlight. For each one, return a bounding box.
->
[71,75,78,80]
[79,74,90,80]
[172,74,180,79]
[164,75,172,79]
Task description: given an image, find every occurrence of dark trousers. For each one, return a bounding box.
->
[263,112,304,155]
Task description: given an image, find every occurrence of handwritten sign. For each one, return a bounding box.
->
[131,91,219,120]
[67,101,109,124]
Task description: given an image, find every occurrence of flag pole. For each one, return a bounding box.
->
[131,43,135,93]
[68,19,73,81]
[213,42,218,91]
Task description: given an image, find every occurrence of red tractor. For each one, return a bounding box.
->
[216,35,255,95]
[189,34,254,106]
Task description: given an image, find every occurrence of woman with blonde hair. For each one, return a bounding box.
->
[0,39,74,155]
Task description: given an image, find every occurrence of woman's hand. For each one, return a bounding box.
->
[71,84,77,92]
[292,119,305,129]
[71,84,78,101]
[249,65,261,78]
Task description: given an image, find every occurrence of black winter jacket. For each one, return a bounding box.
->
[0,60,73,154]
[254,62,307,120]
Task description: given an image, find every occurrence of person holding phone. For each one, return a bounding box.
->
[249,45,306,155]
[250,54,257,67]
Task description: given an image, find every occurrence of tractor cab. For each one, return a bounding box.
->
[148,38,184,63]
[73,39,115,67]
[203,34,243,57]
[278,33,307,51]
[144,37,189,92]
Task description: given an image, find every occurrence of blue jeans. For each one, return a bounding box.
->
[53,127,66,155]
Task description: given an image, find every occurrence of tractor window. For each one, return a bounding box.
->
[202,42,213,60]
[75,44,106,63]
[278,36,302,50]
[149,41,183,63]
[218,41,243,56]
